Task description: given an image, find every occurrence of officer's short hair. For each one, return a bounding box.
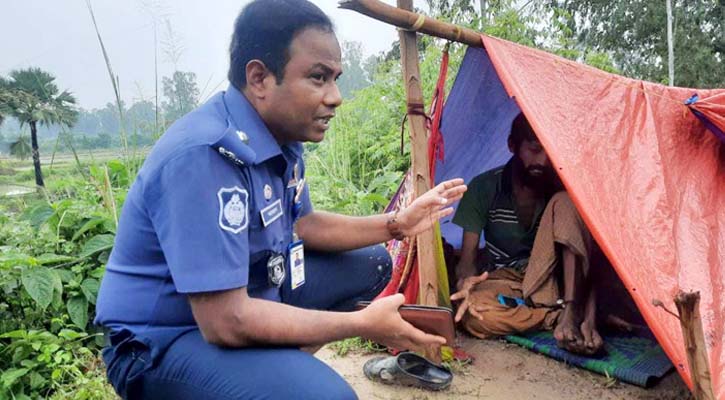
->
[508,113,538,152]
[228,0,334,89]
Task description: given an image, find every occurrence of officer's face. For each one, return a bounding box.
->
[263,27,343,143]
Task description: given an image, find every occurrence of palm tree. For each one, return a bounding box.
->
[1,68,78,187]
[0,80,10,127]
[10,135,31,160]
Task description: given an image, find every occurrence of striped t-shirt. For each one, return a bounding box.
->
[452,159,548,272]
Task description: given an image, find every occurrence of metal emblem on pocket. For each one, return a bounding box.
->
[267,254,286,287]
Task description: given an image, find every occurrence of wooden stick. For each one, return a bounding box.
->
[396,237,416,292]
[674,291,715,400]
[339,0,483,47]
[396,0,441,364]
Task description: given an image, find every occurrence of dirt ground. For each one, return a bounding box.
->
[317,335,692,400]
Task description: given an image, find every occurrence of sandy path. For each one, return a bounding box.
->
[317,336,691,400]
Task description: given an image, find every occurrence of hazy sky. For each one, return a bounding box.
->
[0,0,399,110]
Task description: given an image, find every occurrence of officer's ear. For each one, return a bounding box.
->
[245,60,275,99]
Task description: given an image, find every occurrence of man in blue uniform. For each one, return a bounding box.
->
[94,0,467,398]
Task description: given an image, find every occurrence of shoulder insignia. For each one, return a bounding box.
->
[217,186,249,233]
[211,120,256,166]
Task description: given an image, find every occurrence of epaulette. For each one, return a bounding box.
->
[211,119,257,167]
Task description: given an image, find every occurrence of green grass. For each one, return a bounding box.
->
[328,337,388,357]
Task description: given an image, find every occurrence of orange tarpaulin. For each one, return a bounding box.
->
[480,35,725,396]
[689,92,725,142]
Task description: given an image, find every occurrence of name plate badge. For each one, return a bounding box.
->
[260,199,283,227]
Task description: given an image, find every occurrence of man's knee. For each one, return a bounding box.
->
[284,366,357,400]
[350,245,392,296]
[249,349,357,400]
[461,287,514,338]
[549,191,575,215]
[142,333,358,400]
[462,308,511,339]
[547,191,591,242]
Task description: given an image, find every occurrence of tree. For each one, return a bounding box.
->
[74,108,103,136]
[127,100,157,137]
[548,0,724,87]
[162,71,199,123]
[0,68,78,187]
[425,0,478,24]
[0,81,12,127]
[338,41,371,99]
[97,101,124,136]
[9,135,31,160]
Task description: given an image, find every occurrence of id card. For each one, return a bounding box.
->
[288,240,305,290]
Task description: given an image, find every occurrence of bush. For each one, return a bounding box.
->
[0,160,122,399]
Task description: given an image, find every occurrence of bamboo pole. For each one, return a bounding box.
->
[395,0,437,308]
[339,0,483,47]
[396,0,441,363]
[665,0,675,86]
[674,291,715,400]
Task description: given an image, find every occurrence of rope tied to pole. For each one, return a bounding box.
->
[410,14,425,30]
[400,102,431,155]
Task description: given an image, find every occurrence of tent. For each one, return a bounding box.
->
[372,25,725,399]
[434,36,724,397]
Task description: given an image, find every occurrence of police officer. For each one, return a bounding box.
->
[94,0,467,398]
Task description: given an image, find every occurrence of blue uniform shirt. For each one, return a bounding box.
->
[95,85,313,350]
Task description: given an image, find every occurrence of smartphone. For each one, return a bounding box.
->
[497,294,525,308]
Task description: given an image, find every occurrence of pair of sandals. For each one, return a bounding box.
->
[363,352,453,391]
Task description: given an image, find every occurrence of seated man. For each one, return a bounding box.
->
[94,1,467,399]
[450,114,603,355]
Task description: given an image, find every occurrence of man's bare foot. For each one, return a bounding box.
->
[579,319,603,355]
[577,285,603,355]
[553,307,585,353]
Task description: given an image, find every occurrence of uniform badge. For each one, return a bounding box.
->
[217,187,249,233]
[217,147,245,167]
[267,253,286,287]
[264,184,273,200]
[260,199,283,227]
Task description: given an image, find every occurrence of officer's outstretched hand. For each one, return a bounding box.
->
[398,178,467,237]
[358,294,446,352]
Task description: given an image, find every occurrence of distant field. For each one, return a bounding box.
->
[0,147,151,171]
[0,147,151,194]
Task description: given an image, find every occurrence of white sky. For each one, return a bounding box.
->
[0,0,399,110]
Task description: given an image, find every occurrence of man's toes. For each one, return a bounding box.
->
[563,340,583,354]
[581,330,593,346]
[580,325,604,355]
[591,332,604,351]
[571,329,584,344]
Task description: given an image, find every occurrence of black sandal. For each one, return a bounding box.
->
[362,352,453,391]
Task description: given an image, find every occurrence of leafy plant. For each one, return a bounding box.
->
[0,159,121,399]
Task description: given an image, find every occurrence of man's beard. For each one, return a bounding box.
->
[513,156,555,193]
